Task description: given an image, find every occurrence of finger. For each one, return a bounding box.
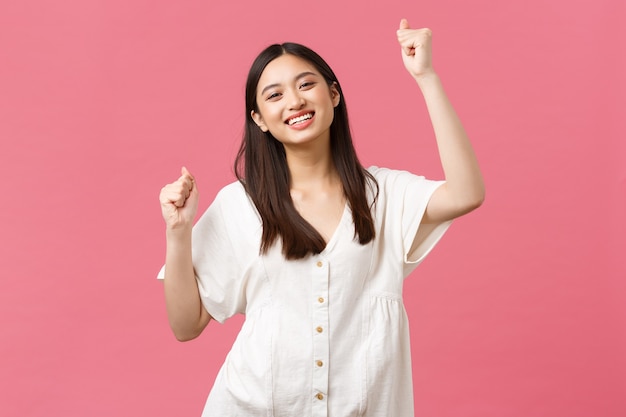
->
[397,20,410,41]
[397,37,415,56]
[186,177,200,205]
[181,166,194,181]
[397,24,416,56]
[173,167,192,193]
[181,166,195,187]
[170,186,189,207]
[162,176,192,201]
[397,27,431,41]
[160,187,187,208]
[167,177,190,200]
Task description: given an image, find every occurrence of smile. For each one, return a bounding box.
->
[286,112,314,126]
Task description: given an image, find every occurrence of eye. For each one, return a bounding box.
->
[299,81,316,89]
[265,92,282,101]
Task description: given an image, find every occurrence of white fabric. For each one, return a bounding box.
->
[158,167,452,417]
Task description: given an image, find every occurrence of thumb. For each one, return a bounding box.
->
[181,166,194,181]
[181,166,196,195]
[182,166,199,205]
[399,18,410,30]
[180,167,198,197]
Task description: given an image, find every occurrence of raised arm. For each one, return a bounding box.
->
[159,167,211,341]
[397,19,485,224]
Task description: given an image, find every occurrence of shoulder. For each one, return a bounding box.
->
[212,181,256,213]
[215,180,248,203]
[367,166,444,206]
[195,180,260,231]
[212,180,262,229]
[193,180,261,254]
[367,166,427,189]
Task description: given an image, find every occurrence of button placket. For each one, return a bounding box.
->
[311,257,329,416]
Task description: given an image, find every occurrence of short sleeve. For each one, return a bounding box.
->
[156,184,252,323]
[369,167,452,277]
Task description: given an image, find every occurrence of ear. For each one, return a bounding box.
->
[251,110,269,132]
[330,82,341,108]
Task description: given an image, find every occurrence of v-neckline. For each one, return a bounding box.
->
[320,202,350,255]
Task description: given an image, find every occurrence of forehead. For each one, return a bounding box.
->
[257,54,320,88]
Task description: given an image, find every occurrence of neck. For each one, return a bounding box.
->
[284,139,339,192]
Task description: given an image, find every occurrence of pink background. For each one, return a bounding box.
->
[1,1,625,416]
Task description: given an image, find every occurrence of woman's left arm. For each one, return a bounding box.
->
[397,19,485,223]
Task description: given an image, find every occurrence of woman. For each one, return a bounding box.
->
[158,19,484,417]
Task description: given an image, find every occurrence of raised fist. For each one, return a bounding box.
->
[159,167,199,231]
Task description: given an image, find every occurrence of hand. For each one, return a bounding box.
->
[159,167,199,231]
[396,19,434,80]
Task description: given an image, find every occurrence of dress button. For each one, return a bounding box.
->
[316,261,323,267]
[316,360,323,367]
[316,326,323,333]
[318,297,324,303]
[316,393,324,400]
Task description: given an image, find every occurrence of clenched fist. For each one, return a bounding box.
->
[159,167,199,231]
[397,18,434,80]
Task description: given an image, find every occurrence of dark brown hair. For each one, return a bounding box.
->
[234,42,378,259]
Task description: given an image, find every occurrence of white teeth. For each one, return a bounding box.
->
[287,113,313,125]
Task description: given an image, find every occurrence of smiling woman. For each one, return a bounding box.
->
[242,44,375,259]
[157,19,484,417]
[251,57,339,145]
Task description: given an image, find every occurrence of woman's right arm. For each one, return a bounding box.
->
[159,167,212,341]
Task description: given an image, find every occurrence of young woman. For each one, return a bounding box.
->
[158,19,484,417]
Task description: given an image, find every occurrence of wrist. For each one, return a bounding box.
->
[166,225,193,242]
[414,72,444,97]
[413,70,439,87]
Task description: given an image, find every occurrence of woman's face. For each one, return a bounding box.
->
[251,54,340,148]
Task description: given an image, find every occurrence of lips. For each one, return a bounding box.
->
[286,111,315,126]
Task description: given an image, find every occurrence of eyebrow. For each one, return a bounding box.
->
[260,71,319,96]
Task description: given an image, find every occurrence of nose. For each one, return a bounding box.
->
[287,89,305,110]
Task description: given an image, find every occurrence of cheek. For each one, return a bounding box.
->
[257,102,280,119]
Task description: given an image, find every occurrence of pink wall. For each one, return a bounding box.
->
[1,1,624,416]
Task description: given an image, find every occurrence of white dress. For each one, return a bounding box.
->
[158,166,452,417]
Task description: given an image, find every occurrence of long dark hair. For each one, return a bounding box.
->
[234,42,378,260]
